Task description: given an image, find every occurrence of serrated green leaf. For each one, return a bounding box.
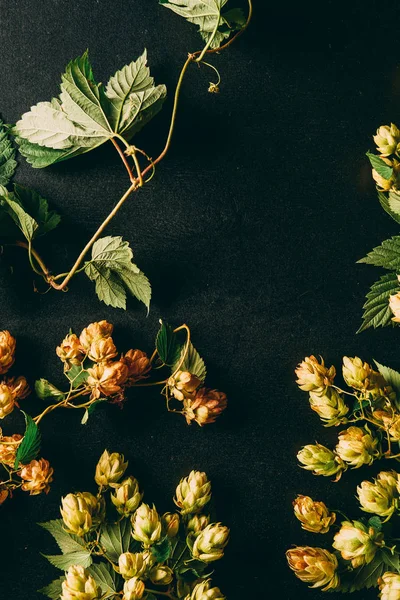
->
[151,536,172,563]
[99,519,132,563]
[156,320,182,366]
[367,516,383,531]
[0,120,17,186]
[160,0,232,48]
[174,342,206,381]
[348,552,386,591]
[39,520,85,554]
[1,191,38,242]
[374,361,400,409]
[14,412,41,468]
[382,550,400,572]
[367,152,393,180]
[378,191,400,225]
[13,184,60,236]
[66,364,89,388]
[358,272,400,332]
[35,379,65,401]
[16,136,86,169]
[38,576,65,599]
[43,550,92,570]
[105,50,167,138]
[87,563,118,597]
[84,235,151,310]
[358,235,400,270]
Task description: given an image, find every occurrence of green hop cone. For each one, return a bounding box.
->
[379,572,400,600]
[161,512,180,537]
[94,450,128,488]
[187,514,210,535]
[118,552,147,580]
[131,503,162,547]
[192,522,229,562]
[60,492,94,537]
[335,426,379,469]
[185,580,226,600]
[149,565,174,585]
[297,443,346,480]
[293,495,336,534]
[122,577,145,600]
[111,476,142,516]
[373,123,400,156]
[357,471,399,520]
[308,388,348,427]
[286,546,340,591]
[61,565,100,600]
[342,356,385,394]
[174,470,212,515]
[332,520,384,568]
[295,355,335,394]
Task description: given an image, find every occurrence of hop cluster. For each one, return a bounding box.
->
[47,451,229,600]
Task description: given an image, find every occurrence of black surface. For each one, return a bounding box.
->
[2,1,400,598]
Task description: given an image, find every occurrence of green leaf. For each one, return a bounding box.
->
[358,235,400,270]
[84,235,151,310]
[105,50,167,138]
[151,536,172,563]
[0,190,38,242]
[13,184,60,236]
[35,379,65,402]
[382,550,400,572]
[87,563,119,597]
[374,361,400,397]
[99,519,132,563]
[16,136,84,169]
[177,558,209,580]
[377,191,400,225]
[160,0,234,48]
[348,552,386,591]
[367,516,383,531]
[14,411,41,468]
[38,577,65,599]
[43,550,92,570]
[367,151,393,180]
[0,120,17,186]
[358,272,400,333]
[174,342,206,381]
[66,364,89,388]
[156,320,182,366]
[39,520,85,554]
[81,398,107,424]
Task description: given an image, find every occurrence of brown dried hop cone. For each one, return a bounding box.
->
[168,370,202,401]
[19,458,53,495]
[79,320,114,352]
[286,546,340,591]
[88,337,118,363]
[122,349,152,385]
[6,375,30,400]
[0,330,16,375]
[87,361,128,400]
[183,388,227,426]
[56,333,84,369]
[0,432,22,466]
[0,383,17,419]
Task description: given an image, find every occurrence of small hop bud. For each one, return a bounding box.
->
[122,577,145,600]
[121,349,151,384]
[192,523,230,562]
[342,356,385,393]
[149,565,174,585]
[81,492,105,526]
[185,580,225,600]
[61,565,100,600]
[335,426,379,469]
[6,376,30,400]
[297,443,346,480]
[56,334,84,369]
[308,388,349,426]
[168,371,201,401]
[286,546,340,591]
[0,383,15,419]
[162,512,180,537]
[208,83,220,94]
[79,320,114,352]
[131,503,162,546]
[357,471,399,520]
[118,552,146,580]
[293,495,336,534]
[19,458,53,495]
[333,520,384,568]
[111,476,142,516]
[95,450,128,488]
[87,361,128,400]
[187,514,210,535]
[60,492,93,536]
[183,388,227,426]
[379,572,400,600]
[373,123,400,156]
[88,337,117,363]
[0,433,22,466]
[0,330,16,375]
[389,292,400,323]
[295,356,335,394]
[174,470,212,515]
[0,488,9,505]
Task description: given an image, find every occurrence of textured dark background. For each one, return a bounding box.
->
[2,0,400,598]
